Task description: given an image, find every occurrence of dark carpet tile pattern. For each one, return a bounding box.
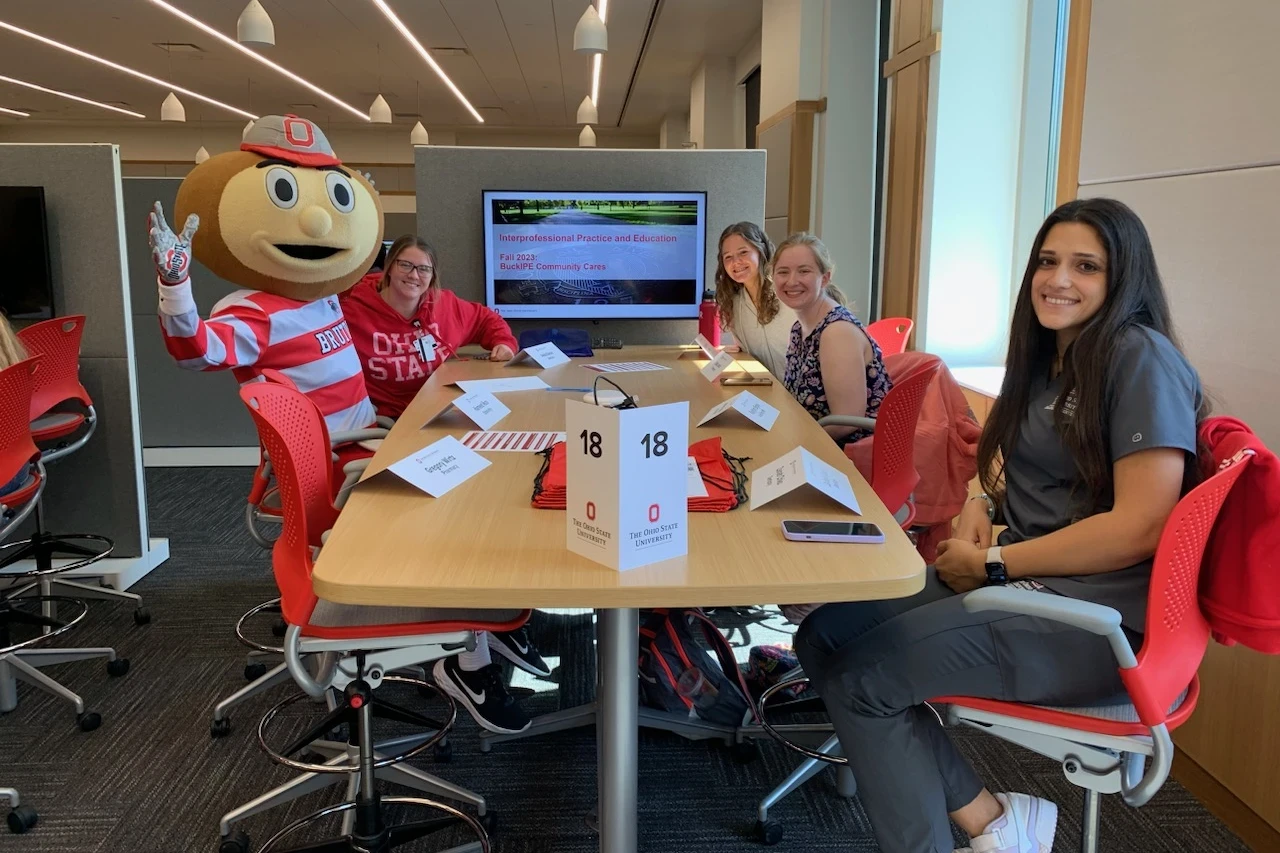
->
[0,468,1253,852]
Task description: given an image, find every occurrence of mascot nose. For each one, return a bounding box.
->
[299,205,333,239]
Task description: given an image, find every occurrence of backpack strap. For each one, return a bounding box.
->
[687,608,760,723]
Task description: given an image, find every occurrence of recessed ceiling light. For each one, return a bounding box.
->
[0,19,256,119]
[0,106,30,117]
[368,0,484,123]
[153,42,204,53]
[431,47,469,57]
[0,74,146,118]
[145,0,368,121]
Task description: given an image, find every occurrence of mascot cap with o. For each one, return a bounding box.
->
[241,114,342,168]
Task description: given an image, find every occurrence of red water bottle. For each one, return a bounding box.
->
[698,290,721,347]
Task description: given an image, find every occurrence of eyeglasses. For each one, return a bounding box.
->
[393,259,434,277]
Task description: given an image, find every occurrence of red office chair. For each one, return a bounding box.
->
[865,317,914,356]
[1,316,149,625]
[217,380,523,853]
[756,449,1253,851]
[819,355,940,529]
[0,355,128,734]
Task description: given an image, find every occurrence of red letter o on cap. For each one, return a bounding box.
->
[648,504,660,523]
[284,118,315,148]
[586,501,596,521]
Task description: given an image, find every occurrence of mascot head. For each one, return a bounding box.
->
[175,115,384,301]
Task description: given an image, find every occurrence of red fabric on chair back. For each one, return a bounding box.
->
[239,381,341,629]
[0,357,42,487]
[16,315,92,421]
[1122,453,1251,727]
[865,317,914,357]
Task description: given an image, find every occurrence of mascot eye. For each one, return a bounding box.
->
[265,167,298,209]
[325,172,355,213]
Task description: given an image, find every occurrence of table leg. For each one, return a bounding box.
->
[596,607,638,853]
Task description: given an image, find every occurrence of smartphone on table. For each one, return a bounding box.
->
[781,520,886,543]
[721,375,773,386]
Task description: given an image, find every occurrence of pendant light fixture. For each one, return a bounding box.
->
[194,145,210,164]
[369,43,391,123]
[161,91,185,121]
[409,82,427,145]
[579,125,596,147]
[573,5,608,54]
[576,95,598,125]
[236,0,275,47]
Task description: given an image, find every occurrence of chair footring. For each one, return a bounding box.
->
[254,796,490,853]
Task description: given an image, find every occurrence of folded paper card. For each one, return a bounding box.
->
[505,341,570,369]
[700,349,738,382]
[696,390,779,431]
[388,435,491,497]
[454,376,550,394]
[422,390,510,431]
[749,446,861,514]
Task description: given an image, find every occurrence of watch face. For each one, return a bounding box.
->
[984,563,1008,585]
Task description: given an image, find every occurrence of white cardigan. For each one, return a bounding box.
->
[727,289,796,379]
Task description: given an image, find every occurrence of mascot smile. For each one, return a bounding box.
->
[148,114,383,433]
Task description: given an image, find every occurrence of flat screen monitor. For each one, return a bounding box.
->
[482,190,706,320]
[0,186,54,320]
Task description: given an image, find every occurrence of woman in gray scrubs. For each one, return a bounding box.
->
[795,198,1204,853]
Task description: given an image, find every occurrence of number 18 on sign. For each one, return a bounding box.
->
[565,399,689,571]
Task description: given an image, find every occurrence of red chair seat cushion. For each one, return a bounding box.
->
[0,468,42,509]
[30,411,84,442]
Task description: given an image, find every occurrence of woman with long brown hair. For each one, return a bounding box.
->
[793,198,1205,852]
[713,221,795,377]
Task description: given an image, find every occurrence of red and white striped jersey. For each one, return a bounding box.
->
[157,280,376,434]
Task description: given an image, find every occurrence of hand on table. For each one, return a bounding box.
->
[934,539,987,594]
[490,344,515,361]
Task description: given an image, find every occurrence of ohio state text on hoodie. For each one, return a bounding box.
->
[340,272,519,418]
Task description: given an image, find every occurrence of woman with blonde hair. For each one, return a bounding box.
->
[713,222,795,377]
[773,232,890,447]
[0,313,31,496]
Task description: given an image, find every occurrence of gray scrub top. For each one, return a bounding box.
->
[997,325,1202,631]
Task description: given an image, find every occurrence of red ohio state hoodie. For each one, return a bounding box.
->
[340,272,518,418]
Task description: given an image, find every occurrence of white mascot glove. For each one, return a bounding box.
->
[148,201,199,286]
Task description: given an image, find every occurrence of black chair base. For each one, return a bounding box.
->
[0,531,113,576]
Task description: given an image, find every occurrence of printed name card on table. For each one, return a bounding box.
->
[453,375,550,394]
[749,446,862,514]
[695,391,779,431]
[686,457,709,498]
[699,349,737,382]
[505,341,570,369]
[564,399,689,571]
[388,435,491,498]
[421,390,510,431]
[692,333,721,358]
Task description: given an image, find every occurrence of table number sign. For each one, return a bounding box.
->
[749,446,862,514]
[564,399,689,571]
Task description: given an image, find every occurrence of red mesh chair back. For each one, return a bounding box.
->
[868,357,940,519]
[1122,453,1252,726]
[239,381,341,629]
[866,317,914,357]
[0,357,42,489]
[15,315,91,421]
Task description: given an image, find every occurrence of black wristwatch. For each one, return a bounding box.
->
[984,546,1009,586]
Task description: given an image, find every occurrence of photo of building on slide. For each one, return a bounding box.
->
[490,197,698,226]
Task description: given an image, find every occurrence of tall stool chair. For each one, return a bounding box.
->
[218,379,526,853]
[1,316,148,625]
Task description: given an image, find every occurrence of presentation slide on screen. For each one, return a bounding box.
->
[483,190,706,320]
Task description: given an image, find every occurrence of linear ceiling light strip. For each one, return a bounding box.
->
[0,19,257,119]
[147,0,367,121]
[0,73,146,118]
[368,0,484,123]
[0,106,30,117]
[591,0,609,106]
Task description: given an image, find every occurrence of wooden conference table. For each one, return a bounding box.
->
[311,346,926,853]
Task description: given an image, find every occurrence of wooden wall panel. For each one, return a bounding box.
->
[879,60,929,325]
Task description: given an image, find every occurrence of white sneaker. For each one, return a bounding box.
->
[968,792,1057,853]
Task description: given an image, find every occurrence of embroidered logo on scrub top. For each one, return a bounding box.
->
[1044,388,1078,419]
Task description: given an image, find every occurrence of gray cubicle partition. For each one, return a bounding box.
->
[415,146,767,345]
[0,144,153,567]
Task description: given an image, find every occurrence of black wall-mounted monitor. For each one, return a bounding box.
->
[0,186,54,320]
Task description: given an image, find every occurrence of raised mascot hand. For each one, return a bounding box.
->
[148,201,199,285]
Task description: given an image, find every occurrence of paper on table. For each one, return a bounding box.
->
[387,435,491,497]
[421,390,510,430]
[695,390,778,430]
[749,446,861,514]
[700,349,737,381]
[461,430,566,452]
[692,333,721,358]
[686,456,709,498]
[505,341,570,369]
[583,361,670,373]
[454,376,550,394]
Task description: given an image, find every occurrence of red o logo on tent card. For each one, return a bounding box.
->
[284,118,315,148]
[648,503,660,523]
[586,501,596,521]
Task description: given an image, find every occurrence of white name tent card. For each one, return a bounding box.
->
[749,446,862,514]
[505,341,570,369]
[388,435,490,498]
[692,333,721,358]
[565,399,689,571]
[700,349,737,382]
[422,390,510,430]
[686,456,709,498]
[453,375,550,394]
[695,391,779,431]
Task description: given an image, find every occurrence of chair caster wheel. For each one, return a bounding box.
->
[210,718,232,738]
[133,608,151,626]
[78,712,102,732]
[730,740,761,764]
[7,805,38,834]
[219,829,250,853]
[271,618,287,638]
[754,818,783,846]
[480,810,498,836]
[244,662,268,681]
[107,658,130,677]
[433,739,453,764]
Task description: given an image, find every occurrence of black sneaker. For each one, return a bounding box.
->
[488,627,552,677]
[433,658,531,735]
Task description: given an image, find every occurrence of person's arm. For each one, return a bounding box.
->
[454,293,518,359]
[816,321,870,442]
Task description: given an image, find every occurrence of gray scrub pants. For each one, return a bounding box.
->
[794,568,1137,853]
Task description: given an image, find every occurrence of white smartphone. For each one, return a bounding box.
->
[781,520,886,544]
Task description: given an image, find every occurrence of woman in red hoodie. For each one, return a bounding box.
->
[342,234,544,736]
[342,234,519,419]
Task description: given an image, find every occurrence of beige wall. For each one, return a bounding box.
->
[1076,0,1280,833]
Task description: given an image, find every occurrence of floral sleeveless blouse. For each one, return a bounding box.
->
[783,305,892,446]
